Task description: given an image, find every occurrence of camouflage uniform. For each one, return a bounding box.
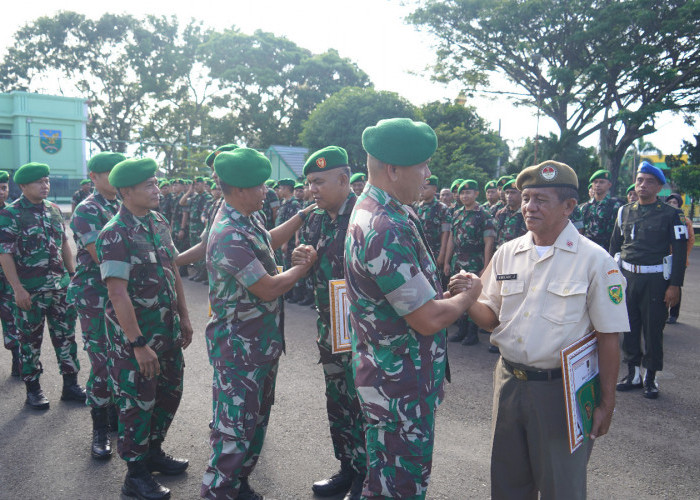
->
[0,195,79,382]
[201,203,283,499]
[274,196,301,268]
[417,198,451,262]
[300,192,366,476]
[449,204,496,274]
[580,194,623,248]
[488,199,505,217]
[260,187,280,231]
[68,193,120,408]
[570,204,584,231]
[494,206,527,249]
[96,205,184,462]
[189,191,213,276]
[158,193,173,225]
[345,184,447,499]
[72,188,90,208]
[0,198,17,352]
[171,196,189,252]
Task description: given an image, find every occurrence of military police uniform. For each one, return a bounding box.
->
[0,163,83,408]
[345,118,446,499]
[609,162,687,398]
[201,148,284,499]
[479,161,630,500]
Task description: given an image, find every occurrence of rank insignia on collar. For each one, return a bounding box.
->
[608,285,623,304]
[566,240,573,247]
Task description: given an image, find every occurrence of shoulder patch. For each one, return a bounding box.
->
[608,285,623,304]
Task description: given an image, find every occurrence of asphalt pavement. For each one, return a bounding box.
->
[0,253,699,499]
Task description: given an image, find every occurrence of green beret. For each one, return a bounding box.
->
[294,182,304,189]
[516,161,579,191]
[206,144,240,168]
[450,179,464,191]
[184,180,192,185]
[210,181,219,190]
[303,146,349,176]
[589,169,611,183]
[458,179,478,192]
[109,158,158,188]
[214,148,272,189]
[497,175,512,188]
[503,179,518,191]
[0,170,8,183]
[588,183,593,190]
[362,118,437,166]
[426,175,438,187]
[626,184,636,194]
[80,179,92,186]
[14,163,50,185]
[264,179,277,188]
[195,176,205,183]
[159,180,170,188]
[278,178,296,188]
[485,180,497,190]
[88,152,127,173]
[350,173,367,184]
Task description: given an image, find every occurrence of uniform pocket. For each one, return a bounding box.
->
[499,280,524,322]
[542,281,588,324]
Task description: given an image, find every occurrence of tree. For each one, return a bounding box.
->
[408,0,700,191]
[198,30,371,147]
[669,134,700,217]
[300,87,419,171]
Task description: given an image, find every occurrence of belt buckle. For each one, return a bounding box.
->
[513,368,528,381]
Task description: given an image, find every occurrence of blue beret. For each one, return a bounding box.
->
[637,161,665,184]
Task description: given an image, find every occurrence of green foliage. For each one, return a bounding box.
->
[300,87,419,171]
[670,164,700,200]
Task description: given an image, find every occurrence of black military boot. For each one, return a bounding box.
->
[285,289,299,304]
[343,472,364,500]
[107,404,119,433]
[616,364,643,391]
[90,407,112,459]
[448,318,468,342]
[643,370,659,399]
[311,459,355,497]
[61,373,87,402]
[122,460,170,500]
[462,321,479,346]
[25,379,50,410]
[10,346,20,377]
[238,477,263,500]
[146,439,189,475]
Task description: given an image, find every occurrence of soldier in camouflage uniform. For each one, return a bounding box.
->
[69,152,125,459]
[580,169,623,248]
[275,178,302,298]
[71,179,92,212]
[292,147,366,500]
[417,175,451,276]
[444,179,496,345]
[97,158,193,500]
[260,180,280,231]
[182,176,213,282]
[158,180,172,223]
[201,148,316,500]
[349,172,366,197]
[439,187,453,207]
[494,179,527,249]
[481,179,499,212]
[488,176,511,216]
[345,118,482,499]
[0,163,85,409]
[171,180,191,276]
[0,169,20,377]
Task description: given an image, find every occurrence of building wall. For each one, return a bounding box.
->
[266,149,297,180]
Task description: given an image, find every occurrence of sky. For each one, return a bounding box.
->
[1,0,697,158]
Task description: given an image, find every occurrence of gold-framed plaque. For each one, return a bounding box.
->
[329,279,352,353]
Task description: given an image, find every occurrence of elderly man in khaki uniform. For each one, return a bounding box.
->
[458,161,630,499]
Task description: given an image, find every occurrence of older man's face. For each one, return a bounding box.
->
[521,187,571,235]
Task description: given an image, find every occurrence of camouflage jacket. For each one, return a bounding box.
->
[417,198,451,259]
[275,196,301,228]
[0,195,70,292]
[96,205,181,355]
[489,200,505,217]
[260,187,280,230]
[570,204,584,231]
[171,195,188,234]
[189,191,213,237]
[450,204,496,272]
[159,193,173,224]
[300,192,356,331]
[72,189,90,207]
[345,184,447,423]
[200,197,225,244]
[581,194,623,248]
[69,192,120,298]
[205,202,283,369]
[494,206,527,248]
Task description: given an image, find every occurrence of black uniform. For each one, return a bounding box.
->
[609,200,688,373]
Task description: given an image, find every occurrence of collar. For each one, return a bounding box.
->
[514,220,579,255]
[364,183,408,217]
[118,204,153,232]
[223,201,253,227]
[17,194,47,209]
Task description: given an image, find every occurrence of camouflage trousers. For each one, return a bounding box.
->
[110,348,184,461]
[201,360,278,499]
[76,296,113,408]
[318,321,366,474]
[363,412,436,499]
[0,280,18,350]
[16,288,79,383]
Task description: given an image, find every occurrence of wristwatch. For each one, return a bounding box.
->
[297,210,308,222]
[129,336,147,348]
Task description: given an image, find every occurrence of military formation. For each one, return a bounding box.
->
[0,114,693,500]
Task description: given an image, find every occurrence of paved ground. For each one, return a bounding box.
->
[0,251,699,499]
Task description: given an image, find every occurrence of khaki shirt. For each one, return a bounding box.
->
[479,221,630,369]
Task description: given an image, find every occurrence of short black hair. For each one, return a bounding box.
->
[554,186,579,203]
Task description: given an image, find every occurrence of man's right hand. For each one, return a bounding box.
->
[133,345,160,379]
[13,286,32,311]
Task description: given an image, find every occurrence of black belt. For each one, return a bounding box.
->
[502,358,562,382]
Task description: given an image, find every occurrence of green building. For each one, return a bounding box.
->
[265,145,308,181]
[0,91,87,201]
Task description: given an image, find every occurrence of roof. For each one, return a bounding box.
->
[266,145,309,177]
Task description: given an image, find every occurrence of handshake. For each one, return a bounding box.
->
[291,244,318,268]
[445,270,482,301]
